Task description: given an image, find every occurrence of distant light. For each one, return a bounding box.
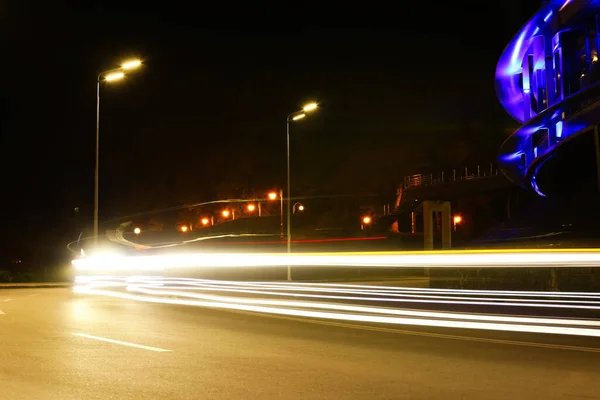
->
[556,121,563,138]
[362,216,372,225]
[593,54,599,63]
[179,225,188,233]
[201,218,210,226]
[298,205,305,211]
[302,102,318,112]
[122,60,142,70]
[104,72,125,82]
[268,192,278,200]
[453,215,462,224]
[222,210,230,218]
[247,204,256,212]
[133,227,141,235]
[292,114,306,121]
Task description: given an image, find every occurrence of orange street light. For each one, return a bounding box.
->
[247,204,256,212]
[268,192,278,200]
[453,215,462,232]
[362,216,372,225]
[201,218,210,226]
[222,210,230,218]
[179,225,188,233]
[298,205,304,211]
[133,227,141,235]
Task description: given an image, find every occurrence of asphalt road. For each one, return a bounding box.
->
[1,288,600,399]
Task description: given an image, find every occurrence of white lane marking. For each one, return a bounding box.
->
[27,294,40,297]
[72,333,170,352]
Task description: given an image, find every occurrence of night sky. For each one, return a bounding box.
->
[0,0,541,260]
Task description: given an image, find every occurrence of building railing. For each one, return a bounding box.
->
[403,164,500,189]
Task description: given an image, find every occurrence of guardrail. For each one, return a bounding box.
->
[403,164,500,189]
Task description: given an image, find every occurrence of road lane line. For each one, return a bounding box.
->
[72,333,170,352]
[224,308,600,354]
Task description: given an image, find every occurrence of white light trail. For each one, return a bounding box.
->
[73,282,600,338]
[73,276,600,339]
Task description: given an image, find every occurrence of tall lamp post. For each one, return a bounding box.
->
[286,102,318,280]
[94,59,142,245]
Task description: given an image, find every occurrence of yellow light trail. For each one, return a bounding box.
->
[72,248,600,272]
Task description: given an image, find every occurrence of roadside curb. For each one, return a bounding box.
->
[0,283,71,289]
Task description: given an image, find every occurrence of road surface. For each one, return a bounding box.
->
[1,288,599,399]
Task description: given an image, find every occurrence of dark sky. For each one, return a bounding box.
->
[0,0,541,256]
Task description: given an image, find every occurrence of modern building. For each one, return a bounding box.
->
[497,0,600,196]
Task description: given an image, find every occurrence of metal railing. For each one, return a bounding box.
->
[403,164,500,189]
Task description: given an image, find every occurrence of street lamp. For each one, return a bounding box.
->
[94,59,142,246]
[133,227,141,235]
[293,202,304,213]
[268,190,284,237]
[247,204,256,212]
[222,210,230,218]
[286,102,318,280]
[453,215,462,232]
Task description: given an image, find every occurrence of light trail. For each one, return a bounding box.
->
[73,276,600,338]
[72,248,600,271]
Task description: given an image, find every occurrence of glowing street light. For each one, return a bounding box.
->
[179,225,188,233]
[201,218,210,226]
[303,102,318,112]
[362,216,372,225]
[268,190,284,237]
[121,59,142,70]
[222,210,230,218]
[133,227,141,235]
[293,202,304,213]
[94,58,143,246]
[247,204,256,212]
[453,215,462,231]
[285,101,318,281]
[292,113,306,121]
[104,72,125,82]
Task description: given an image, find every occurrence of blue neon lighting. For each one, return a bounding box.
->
[496,1,600,196]
[555,121,563,138]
